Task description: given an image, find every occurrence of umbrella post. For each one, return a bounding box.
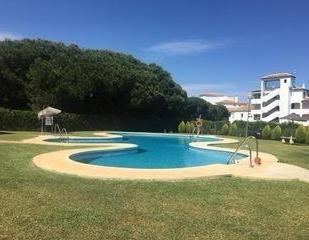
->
[41,118,43,135]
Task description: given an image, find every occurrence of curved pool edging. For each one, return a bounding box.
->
[32,135,300,181]
[23,133,123,146]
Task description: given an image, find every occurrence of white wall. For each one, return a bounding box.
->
[278,77,292,118]
[229,111,249,122]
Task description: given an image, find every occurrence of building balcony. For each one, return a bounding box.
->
[251,98,261,104]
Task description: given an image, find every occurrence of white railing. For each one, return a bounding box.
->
[262,110,280,122]
[261,88,280,103]
[261,99,279,114]
[251,98,261,104]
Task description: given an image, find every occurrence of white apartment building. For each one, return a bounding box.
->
[230,72,309,125]
[199,92,249,121]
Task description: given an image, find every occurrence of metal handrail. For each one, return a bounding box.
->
[227,136,259,167]
[61,128,69,142]
[53,124,62,138]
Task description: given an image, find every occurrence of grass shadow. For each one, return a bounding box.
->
[0,131,12,135]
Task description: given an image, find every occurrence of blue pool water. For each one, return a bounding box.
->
[70,133,246,169]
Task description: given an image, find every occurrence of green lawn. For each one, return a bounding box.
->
[0,132,309,239]
[213,136,309,170]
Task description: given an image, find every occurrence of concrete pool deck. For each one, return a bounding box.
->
[31,134,309,182]
[21,133,124,146]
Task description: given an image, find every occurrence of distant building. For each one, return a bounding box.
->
[198,72,309,126]
[199,92,248,121]
[249,72,309,124]
[229,72,309,125]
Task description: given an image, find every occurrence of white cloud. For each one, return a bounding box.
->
[181,83,233,96]
[147,39,224,55]
[0,31,23,41]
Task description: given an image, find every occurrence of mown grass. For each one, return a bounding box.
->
[0,131,40,141]
[0,132,309,239]
[213,136,309,170]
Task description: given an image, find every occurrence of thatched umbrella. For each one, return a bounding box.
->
[38,106,61,119]
[38,106,61,133]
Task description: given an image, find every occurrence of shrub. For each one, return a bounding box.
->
[178,121,186,133]
[220,124,229,135]
[262,125,271,139]
[191,122,195,133]
[305,129,309,145]
[185,121,194,133]
[295,125,306,143]
[271,125,282,140]
[229,123,238,136]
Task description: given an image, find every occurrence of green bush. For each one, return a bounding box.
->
[0,108,178,132]
[178,121,186,133]
[229,123,238,136]
[262,125,272,139]
[191,122,195,133]
[185,121,194,133]
[220,124,229,135]
[271,125,282,140]
[305,129,309,145]
[0,108,38,131]
[295,126,306,143]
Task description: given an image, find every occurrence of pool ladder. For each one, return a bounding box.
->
[227,136,259,167]
[53,124,69,142]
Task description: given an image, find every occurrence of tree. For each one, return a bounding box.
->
[271,125,282,140]
[0,39,230,131]
[295,126,306,143]
[178,121,186,133]
[262,125,272,139]
[229,123,238,136]
[185,121,194,133]
[220,124,229,135]
[305,128,309,145]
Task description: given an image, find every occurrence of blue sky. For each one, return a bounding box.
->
[1,0,309,99]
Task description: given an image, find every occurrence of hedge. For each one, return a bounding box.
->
[176,120,299,139]
[295,126,306,143]
[229,123,238,136]
[262,125,272,139]
[0,108,177,132]
[178,121,186,133]
[220,124,229,135]
[306,129,309,145]
[271,126,282,140]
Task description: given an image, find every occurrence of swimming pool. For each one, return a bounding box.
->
[70,133,246,169]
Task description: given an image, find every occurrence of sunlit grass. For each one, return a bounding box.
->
[214,136,309,170]
[0,132,308,239]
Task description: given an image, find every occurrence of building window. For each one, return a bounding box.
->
[303,114,309,120]
[241,113,243,118]
[291,103,300,109]
[254,114,261,120]
[264,79,280,90]
[252,93,261,99]
[252,104,261,110]
[284,79,287,83]
[303,102,309,109]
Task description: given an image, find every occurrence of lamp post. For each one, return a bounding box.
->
[245,94,252,138]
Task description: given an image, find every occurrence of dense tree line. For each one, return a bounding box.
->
[0,39,228,129]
